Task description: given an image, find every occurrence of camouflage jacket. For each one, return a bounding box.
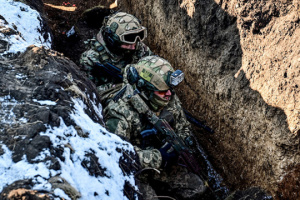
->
[80,30,153,86]
[103,84,192,169]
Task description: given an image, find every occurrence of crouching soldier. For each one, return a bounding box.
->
[103,56,207,199]
[80,11,153,91]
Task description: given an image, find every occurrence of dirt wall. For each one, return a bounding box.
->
[118,0,300,199]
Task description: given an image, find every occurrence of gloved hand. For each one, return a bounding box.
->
[159,142,178,168]
[140,128,157,138]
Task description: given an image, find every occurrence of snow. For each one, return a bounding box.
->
[0,147,55,192]
[33,99,57,106]
[0,95,25,125]
[0,0,51,56]
[0,1,137,199]
[16,73,28,79]
[54,188,71,200]
[40,98,136,199]
[66,26,75,37]
[0,97,136,200]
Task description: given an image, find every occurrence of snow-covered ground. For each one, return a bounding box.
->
[0,0,51,56]
[0,97,136,200]
[0,1,137,199]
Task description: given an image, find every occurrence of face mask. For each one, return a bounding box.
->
[149,92,170,111]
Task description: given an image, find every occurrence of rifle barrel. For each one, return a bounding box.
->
[184,110,214,134]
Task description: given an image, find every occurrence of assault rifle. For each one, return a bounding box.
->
[149,118,221,200]
[128,90,205,177]
[129,91,221,200]
[150,116,205,177]
[95,62,123,80]
[96,62,214,133]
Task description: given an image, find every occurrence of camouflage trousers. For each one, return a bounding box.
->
[136,165,207,200]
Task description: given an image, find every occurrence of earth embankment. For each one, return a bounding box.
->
[118,0,299,199]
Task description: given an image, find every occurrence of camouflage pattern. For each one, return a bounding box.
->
[134,56,174,91]
[103,12,145,40]
[135,160,207,199]
[103,84,192,169]
[97,83,123,106]
[80,23,152,86]
[135,181,159,200]
[154,165,207,199]
[103,64,206,199]
[135,147,162,169]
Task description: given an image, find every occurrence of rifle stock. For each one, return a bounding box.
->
[95,62,123,80]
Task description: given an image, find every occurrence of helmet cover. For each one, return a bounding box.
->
[134,56,174,91]
[103,12,145,43]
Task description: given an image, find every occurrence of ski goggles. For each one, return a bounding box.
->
[119,27,147,44]
[155,90,171,95]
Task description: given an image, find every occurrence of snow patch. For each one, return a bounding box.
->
[0,95,27,125]
[39,98,136,199]
[0,0,51,56]
[0,146,55,192]
[33,99,57,106]
[0,97,136,199]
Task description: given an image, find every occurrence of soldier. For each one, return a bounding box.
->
[80,11,153,89]
[104,56,206,199]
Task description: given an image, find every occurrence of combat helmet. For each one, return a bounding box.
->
[127,56,184,91]
[102,12,147,51]
[127,56,184,110]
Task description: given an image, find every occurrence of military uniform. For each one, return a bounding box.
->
[104,84,206,199]
[104,83,190,168]
[103,56,206,199]
[79,12,153,87]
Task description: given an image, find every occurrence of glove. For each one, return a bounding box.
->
[140,128,157,138]
[159,142,178,168]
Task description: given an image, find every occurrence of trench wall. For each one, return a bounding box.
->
[118,0,300,199]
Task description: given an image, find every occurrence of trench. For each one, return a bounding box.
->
[40,0,286,199]
[41,0,231,198]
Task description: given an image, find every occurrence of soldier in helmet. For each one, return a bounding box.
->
[104,56,206,199]
[80,11,153,88]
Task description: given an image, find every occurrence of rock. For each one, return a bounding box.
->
[0,45,139,199]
